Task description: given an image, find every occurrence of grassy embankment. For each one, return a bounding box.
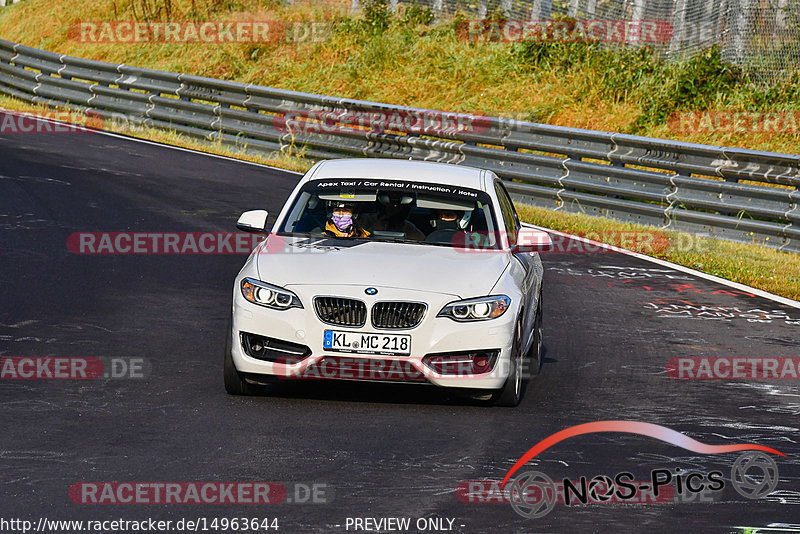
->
[0,0,798,299]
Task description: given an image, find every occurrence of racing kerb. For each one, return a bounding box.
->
[1,38,799,252]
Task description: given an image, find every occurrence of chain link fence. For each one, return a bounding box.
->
[341,0,800,79]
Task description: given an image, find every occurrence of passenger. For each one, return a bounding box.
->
[323,201,370,238]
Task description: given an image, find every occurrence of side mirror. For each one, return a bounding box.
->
[511,228,553,253]
[236,210,269,233]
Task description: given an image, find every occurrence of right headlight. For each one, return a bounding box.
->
[241,278,302,310]
[437,295,511,322]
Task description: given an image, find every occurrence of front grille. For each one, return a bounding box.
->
[314,297,367,327]
[371,302,426,329]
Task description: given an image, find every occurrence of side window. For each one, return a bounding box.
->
[494,181,519,246]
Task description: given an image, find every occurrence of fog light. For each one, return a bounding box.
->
[421,350,500,375]
[473,354,490,371]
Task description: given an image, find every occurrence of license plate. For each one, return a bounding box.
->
[323,330,411,356]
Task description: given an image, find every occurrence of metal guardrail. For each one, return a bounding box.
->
[1,38,799,251]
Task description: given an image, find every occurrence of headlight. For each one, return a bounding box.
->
[437,295,511,322]
[241,278,302,310]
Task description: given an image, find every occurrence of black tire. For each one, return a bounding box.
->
[527,290,543,376]
[223,319,261,396]
[493,318,525,407]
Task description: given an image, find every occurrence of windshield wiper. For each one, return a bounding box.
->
[370,237,425,245]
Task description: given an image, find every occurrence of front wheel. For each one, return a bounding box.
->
[526,290,543,376]
[493,318,525,407]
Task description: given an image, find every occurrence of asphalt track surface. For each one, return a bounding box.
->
[2,116,800,534]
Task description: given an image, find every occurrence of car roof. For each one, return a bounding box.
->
[305,158,487,191]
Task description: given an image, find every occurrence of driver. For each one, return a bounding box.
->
[433,209,460,230]
[323,201,370,238]
[425,209,470,244]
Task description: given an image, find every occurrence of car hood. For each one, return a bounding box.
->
[254,235,510,298]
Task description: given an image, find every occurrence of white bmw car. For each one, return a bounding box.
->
[225,159,551,406]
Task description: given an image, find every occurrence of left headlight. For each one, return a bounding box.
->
[241,278,303,310]
[437,295,511,322]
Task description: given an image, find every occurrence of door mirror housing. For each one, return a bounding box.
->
[236,210,269,233]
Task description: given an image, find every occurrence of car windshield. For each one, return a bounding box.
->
[278,178,500,248]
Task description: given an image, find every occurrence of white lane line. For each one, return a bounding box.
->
[523,222,800,310]
[0,107,305,175]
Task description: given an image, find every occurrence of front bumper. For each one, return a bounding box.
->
[230,283,517,390]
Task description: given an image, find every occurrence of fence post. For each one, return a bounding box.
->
[632,0,646,20]
[569,0,580,17]
[728,0,749,63]
[531,0,553,19]
[776,0,788,34]
[669,0,688,55]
